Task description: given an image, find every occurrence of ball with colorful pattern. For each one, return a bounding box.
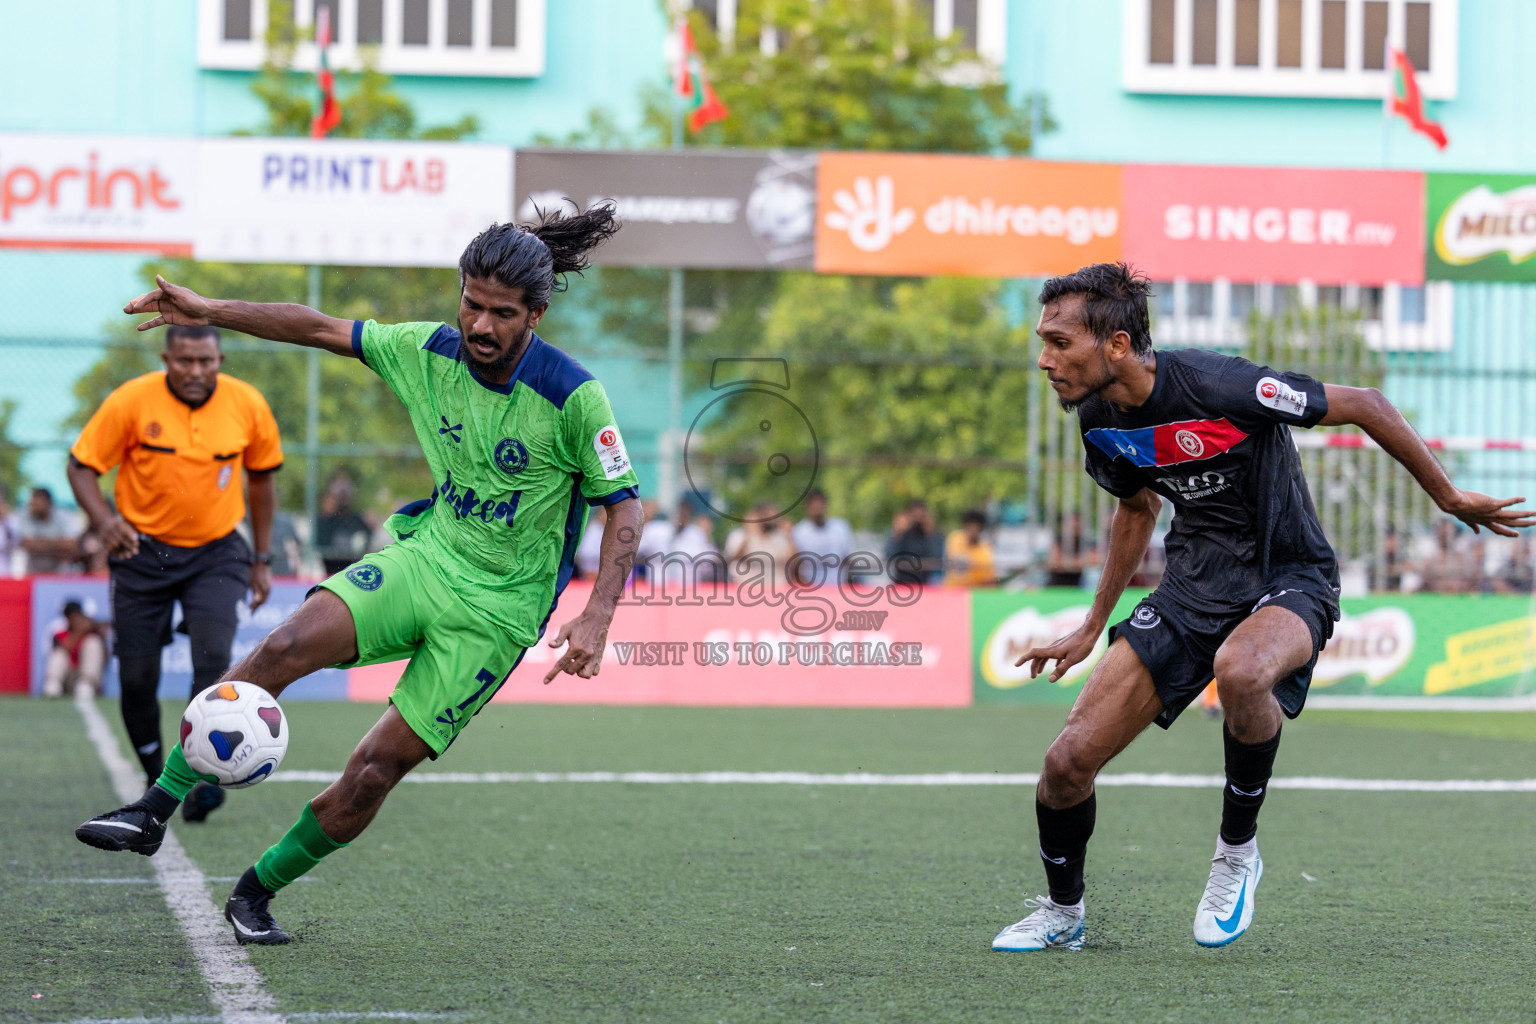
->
[179,681,290,789]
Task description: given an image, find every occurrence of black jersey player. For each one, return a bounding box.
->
[991,263,1533,951]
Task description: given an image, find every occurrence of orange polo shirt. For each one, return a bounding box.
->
[71,372,283,547]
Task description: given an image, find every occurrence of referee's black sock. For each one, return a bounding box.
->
[1036,792,1095,906]
[1220,723,1281,846]
[118,654,164,785]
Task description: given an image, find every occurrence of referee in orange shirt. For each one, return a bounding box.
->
[68,325,283,822]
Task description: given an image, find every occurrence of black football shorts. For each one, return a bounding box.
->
[1108,569,1340,729]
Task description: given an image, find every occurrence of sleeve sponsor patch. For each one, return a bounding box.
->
[1255,376,1308,417]
[593,425,632,480]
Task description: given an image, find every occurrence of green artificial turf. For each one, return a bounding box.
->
[6,698,1535,1023]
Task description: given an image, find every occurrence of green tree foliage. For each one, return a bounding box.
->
[72,1,482,518]
[0,399,25,503]
[702,274,1036,528]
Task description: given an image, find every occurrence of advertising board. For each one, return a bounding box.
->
[1425,173,1536,281]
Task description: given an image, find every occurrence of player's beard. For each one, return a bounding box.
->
[459,331,523,378]
[1057,354,1117,412]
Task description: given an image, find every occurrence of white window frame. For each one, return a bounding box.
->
[932,0,1009,66]
[198,0,547,78]
[1152,277,1453,351]
[1122,0,1457,99]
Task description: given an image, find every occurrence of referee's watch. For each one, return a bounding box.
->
[253,552,274,565]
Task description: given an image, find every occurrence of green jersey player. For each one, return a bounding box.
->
[75,207,645,946]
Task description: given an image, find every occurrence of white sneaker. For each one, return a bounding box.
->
[1193,843,1263,947]
[992,896,1085,952]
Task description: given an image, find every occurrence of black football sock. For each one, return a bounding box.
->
[137,785,180,821]
[186,618,237,699]
[231,865,276,902]
[1036,792,1096,906]
[1220,722,1282,845]
[118,654,164,783]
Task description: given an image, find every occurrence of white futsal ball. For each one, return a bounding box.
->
[180,681,289,789]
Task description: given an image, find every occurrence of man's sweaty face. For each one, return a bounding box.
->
[163,336,223,407]
[1036,295,1115,412]
[457,277,541,379]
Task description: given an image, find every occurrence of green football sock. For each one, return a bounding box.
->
[153,744,210,801]
[254,802,350,892]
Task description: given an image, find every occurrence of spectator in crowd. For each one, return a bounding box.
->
[792,488,853,586]
[1046,511,1098,588]
[660,499,722,587]
[723,504,797,587]
[315,470,376,577]
[267,510,304,577]
[574,504,607,580]
[42,599,108,699]
[944,509,998,586]
[635,499,674,580]
[885,499,943,585]
[77,515,114,575]
[0,484,20,576]
[1418,519,1480,593]
[17,487,82,574]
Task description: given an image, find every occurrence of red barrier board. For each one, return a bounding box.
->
[1122,164,1425,285]
[0,579,31,692]
[350,580,973,708]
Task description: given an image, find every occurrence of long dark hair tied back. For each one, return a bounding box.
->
[458,202,620,309]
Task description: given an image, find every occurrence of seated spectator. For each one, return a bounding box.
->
[574,504,607,580]
[792,488,853,586]
[662,499,723,587]
[944,509,998,586]
[315,470,377,576]
[885,499,943,585]
[723,504,797,587]
[1046,511,1098,588]
[0,484,19,576]
[635,500,674,580]
[17,486,82,574]
[1418,519,1480,593]
[43,599,107,699]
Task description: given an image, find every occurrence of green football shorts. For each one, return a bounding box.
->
[318,538,529,757]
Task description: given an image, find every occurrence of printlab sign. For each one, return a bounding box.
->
[194,138,512,267]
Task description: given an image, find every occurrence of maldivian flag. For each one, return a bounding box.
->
[1386,47,1446,150]
[310,6,342,139]
[674,20,728,133]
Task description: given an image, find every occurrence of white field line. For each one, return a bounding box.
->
[52,1015,458,1024]
[75,691,286,1024]
[1307,694,1536,711]
[268,768,1536,792]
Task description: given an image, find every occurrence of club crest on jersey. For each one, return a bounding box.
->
[346,563,384,591]
[1086,418,1248,468]
[494,437,529,475]
[1256,376,1308,416]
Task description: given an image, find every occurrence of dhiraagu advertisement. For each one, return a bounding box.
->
[973,590,1536,703]
[1426,172,1536,281]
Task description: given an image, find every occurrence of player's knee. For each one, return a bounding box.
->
[1212,648,1273,702]
[257,623,305,671]
[1041,739,1099,796]
[344,758,399,810]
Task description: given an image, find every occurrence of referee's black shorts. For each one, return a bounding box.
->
[108,530,253,659]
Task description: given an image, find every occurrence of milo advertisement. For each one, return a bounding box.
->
[1426,173,1536,281]
[973,589,1536,703]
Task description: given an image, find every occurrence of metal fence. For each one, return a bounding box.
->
[6,283,1536,592]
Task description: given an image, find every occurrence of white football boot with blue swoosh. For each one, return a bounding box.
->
[1193,843,1263,946]
[992,896,1086,952]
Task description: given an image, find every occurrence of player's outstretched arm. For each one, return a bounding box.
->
[544,496,644,683]
[1018,487,1162,682]
[1320,384,1536,536]
[124,275,356,357]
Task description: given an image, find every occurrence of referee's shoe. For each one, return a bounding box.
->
[181,781,227,823]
